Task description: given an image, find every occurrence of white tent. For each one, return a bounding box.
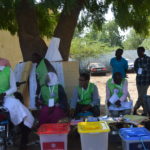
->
[45,37,63,61]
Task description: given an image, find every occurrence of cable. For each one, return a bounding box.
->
[140,136,147,150]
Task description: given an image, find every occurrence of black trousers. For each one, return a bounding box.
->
[19,122,31,149]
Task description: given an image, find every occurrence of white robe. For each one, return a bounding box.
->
[0,66,34,128]
[4,96,34,128]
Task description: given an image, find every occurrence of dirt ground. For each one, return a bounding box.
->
[8,73,150,150]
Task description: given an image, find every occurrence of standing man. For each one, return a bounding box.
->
[110,48,128,78]
[70,73,100,118]
[133,47,150,115]
[31,53,57,106]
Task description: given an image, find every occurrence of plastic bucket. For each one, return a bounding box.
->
[78,121,110,150]
[37,123,70,150]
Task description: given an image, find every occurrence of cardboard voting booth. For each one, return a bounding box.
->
[51,61,79,102]
[14,37,79,109]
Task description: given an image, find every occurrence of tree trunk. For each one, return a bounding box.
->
[16,0,47,61]
[54,0,84,61]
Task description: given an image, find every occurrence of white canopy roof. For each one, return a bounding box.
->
[45,37,63,61]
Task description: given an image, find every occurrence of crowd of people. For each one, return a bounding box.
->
[0,46,149,149]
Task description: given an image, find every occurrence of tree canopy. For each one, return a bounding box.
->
[0,0,150,60]
[70,20,121,60]
[123,29,145,49]
[85,20,123,47]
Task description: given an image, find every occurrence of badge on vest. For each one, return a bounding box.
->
[138,68,142,75]
[48,98,54,107]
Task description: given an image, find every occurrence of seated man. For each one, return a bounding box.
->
[70,73,100,118]
[106,72,132,117]
[0,58,34,150]
[36,72,68,125]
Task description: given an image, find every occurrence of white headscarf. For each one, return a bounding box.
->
[47,72,59,86]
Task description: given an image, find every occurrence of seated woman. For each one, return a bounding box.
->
[106,72,132,117]
[70,73,100,118]
[36,72,68,125]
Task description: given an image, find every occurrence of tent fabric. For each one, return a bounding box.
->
[45,37,63,61]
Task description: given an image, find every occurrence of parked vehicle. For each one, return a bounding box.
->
[127,59,134,73]
[88,63,107,76]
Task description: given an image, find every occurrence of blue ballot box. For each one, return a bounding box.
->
[119,127,150,150]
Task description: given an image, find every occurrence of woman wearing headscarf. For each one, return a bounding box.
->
[36,72,68,125]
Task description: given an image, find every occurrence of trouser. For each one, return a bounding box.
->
[134,84,149,113]
[109,109,131,117]
[76,104,100,117]
[19,123,31,146]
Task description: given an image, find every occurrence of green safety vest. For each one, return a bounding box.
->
[0,67,10,94]
[77,83,94,105]
[107,78,125,98]
[36,59,48,86]
[41,84,59,105]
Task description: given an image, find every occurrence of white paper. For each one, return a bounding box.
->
[138,68,142,75]
[121,101,133,109]
[109,93,119,104]
[48,98,54,107]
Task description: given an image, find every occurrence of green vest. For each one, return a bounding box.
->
[77,83,94,105]
[107,78,125,98]
[41,84,59,105]
[0,67,10,94]
[36,59,48,86]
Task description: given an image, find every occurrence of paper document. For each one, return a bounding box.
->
[109,93,119,104]
[121,101,133,109]
[138,68,142,75]
[48,98,54,107]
